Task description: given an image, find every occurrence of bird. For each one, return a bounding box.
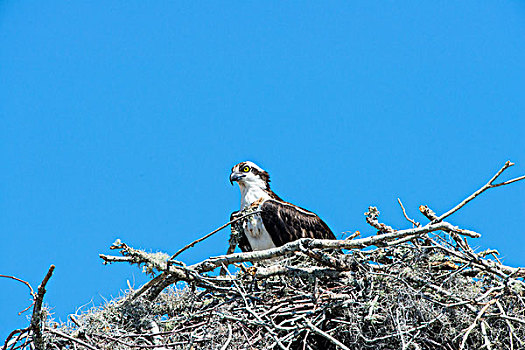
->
[229,161,336,252]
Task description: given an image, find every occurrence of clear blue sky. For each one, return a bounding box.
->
[1,1,524,340]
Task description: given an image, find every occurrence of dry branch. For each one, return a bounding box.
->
[436,161,521,222]
[169,210,262,260]
[30,265,55,349]
[3,265,55,350]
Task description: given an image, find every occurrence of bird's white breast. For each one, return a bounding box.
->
[236,179,276,250]
[242,203,276,251]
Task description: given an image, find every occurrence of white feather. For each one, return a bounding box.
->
[241,209,276,250]
[239,185,271,209]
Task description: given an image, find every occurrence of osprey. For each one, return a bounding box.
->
[229,161,336,252]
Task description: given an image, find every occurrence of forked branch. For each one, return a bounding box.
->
[436,161,524,223]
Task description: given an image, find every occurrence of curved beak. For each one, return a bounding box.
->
[229,172,243,185]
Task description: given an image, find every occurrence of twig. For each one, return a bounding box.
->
[47,329,102,350]
[397,198,419,227]
[437,161,524,222]
[220,323,233,350]
[395,309,407,350]
[460,300,496,350]
[347,231,361,240]
[99,255,132,263]
[365,207,395,233]
[298,243,351,271]
[419,205,480,238]
[495,301,521,349]
[491,175,525,188]
[169,210,261,260]
[419,205,438,221]
[69,315,82,328]
[0,275,36,315]
[480,321,492,350]
[2,328,29,350]
[302,318,351,350]
[0,275,35,298]
[358,317,442,344]
[495,314,525,326]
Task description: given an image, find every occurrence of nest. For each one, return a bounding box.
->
[3,161,525,350]
[37,236,525,350]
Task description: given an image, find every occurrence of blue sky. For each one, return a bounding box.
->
[1,1,524,340]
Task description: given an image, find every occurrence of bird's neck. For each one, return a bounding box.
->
[239,183,273,209]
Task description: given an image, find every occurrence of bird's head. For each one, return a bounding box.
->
[230,161,270,190]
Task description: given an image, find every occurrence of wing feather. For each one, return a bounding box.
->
[260,200,335,247]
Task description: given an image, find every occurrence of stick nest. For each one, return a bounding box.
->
[40,231,525,350]
[4,160,525,350]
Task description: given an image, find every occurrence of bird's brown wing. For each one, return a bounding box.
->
[259,200,335,247]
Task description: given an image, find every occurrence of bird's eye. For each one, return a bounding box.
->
[242,166,250,173]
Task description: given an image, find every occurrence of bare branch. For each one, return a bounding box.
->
[0,275,35,299]
[169,210,262,260]
[302,318,351,350]
[192,220,482,273]
[437,161,524,222]
[419,205,480,239]
[346,230,361,240]
[30,265,55,350]
[491,174,525,188]
[219,323,233,350]
[419,205,438,221]
[365,206,395,233]
[2,328,29,350]
[460,300,496,350]
[47,329,102,350]
[397,198,420,227]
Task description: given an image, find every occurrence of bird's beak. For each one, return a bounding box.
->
[230,172,243,185]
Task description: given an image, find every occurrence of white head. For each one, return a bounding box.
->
[230,161,272,208]
[230,161,270,190]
